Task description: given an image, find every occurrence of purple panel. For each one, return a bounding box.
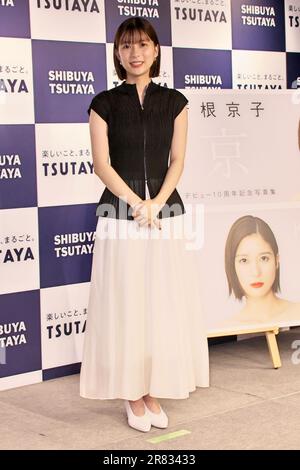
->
[0,125,37,209]
[173,48,232,89]
[38,203,97,288]
[0,290,41,378]
[43,362,80,381]
[32,40,107,123]
[286,52,300,89]
[231,0,285,52]
[0,0,30,38]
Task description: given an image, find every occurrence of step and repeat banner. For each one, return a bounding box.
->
[0,0,299,390]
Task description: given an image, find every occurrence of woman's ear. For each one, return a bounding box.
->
[276,254,280,269]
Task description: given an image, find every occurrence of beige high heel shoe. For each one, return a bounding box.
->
[124,400,151,432]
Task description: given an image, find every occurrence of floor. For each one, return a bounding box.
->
[1,328,300,450]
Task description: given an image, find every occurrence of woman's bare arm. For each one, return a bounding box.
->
[152,105,188,207]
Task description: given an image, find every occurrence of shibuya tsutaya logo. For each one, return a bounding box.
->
[35,0,100,13]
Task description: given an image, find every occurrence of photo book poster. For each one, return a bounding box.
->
[181,90,300,333]
[198,206,300,334]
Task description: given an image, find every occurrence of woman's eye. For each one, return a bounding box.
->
[261,256,270,262]
[238,258,248,264]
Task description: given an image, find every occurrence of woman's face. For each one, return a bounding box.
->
[234,233,278,299]
[117,31,158,80]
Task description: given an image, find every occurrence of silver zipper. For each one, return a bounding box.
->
[141,104,148,184]
[139,83,151,187]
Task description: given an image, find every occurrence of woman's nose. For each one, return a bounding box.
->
[130,44,140,57]
[251,261,261,277]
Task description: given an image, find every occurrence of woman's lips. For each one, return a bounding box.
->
[250,282,264,288]
[130,62,143,68]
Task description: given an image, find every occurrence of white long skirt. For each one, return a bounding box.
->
[80,184,209,400]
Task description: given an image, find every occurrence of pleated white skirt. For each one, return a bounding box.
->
[80,184,209,400]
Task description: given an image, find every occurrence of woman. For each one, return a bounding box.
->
[80,17,209,433]
[224,215,300,327]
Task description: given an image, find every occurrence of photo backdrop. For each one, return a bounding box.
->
[0,0,299,390]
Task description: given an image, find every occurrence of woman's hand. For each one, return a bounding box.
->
[132,199,163,230]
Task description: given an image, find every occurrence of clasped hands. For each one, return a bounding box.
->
[131,199,163,230]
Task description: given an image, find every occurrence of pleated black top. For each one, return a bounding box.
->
[87,79,188,220]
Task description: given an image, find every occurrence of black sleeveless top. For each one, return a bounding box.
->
[87,79,188,220]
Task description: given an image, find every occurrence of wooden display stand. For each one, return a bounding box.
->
[207,326,282,369]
